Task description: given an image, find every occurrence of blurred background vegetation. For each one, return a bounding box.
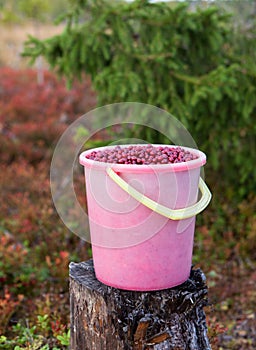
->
[0,1,255,349]
[0,0,70,23]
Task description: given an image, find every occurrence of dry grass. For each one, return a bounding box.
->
[0,22,65,68]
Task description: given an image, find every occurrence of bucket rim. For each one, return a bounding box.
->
[79,144,206,173]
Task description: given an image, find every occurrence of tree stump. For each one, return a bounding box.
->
[69,259,211,350]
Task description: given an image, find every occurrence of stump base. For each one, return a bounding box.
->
[70,259,211,350]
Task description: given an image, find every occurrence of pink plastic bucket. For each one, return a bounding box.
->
[79,145,211,291]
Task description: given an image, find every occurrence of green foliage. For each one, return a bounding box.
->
[56,330,70,346]
[73,125,90,143]
[22,0,256,200]
[18,0,50,22]
[0,317,69,349]
[0,0,70,23]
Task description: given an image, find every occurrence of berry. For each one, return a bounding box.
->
[85,145,198,165]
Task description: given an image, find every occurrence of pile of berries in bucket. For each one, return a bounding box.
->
[86,145,198,165]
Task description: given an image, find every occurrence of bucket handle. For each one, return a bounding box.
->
[106,168,212,220]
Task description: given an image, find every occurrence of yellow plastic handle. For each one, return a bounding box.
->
[106,168,212,220]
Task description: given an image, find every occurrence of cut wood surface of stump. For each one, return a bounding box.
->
[70,259,211,350]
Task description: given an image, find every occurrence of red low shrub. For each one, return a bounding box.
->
[0,67,96,164]
[0,68,93,328]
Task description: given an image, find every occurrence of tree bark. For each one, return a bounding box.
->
[70,259,211,350]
